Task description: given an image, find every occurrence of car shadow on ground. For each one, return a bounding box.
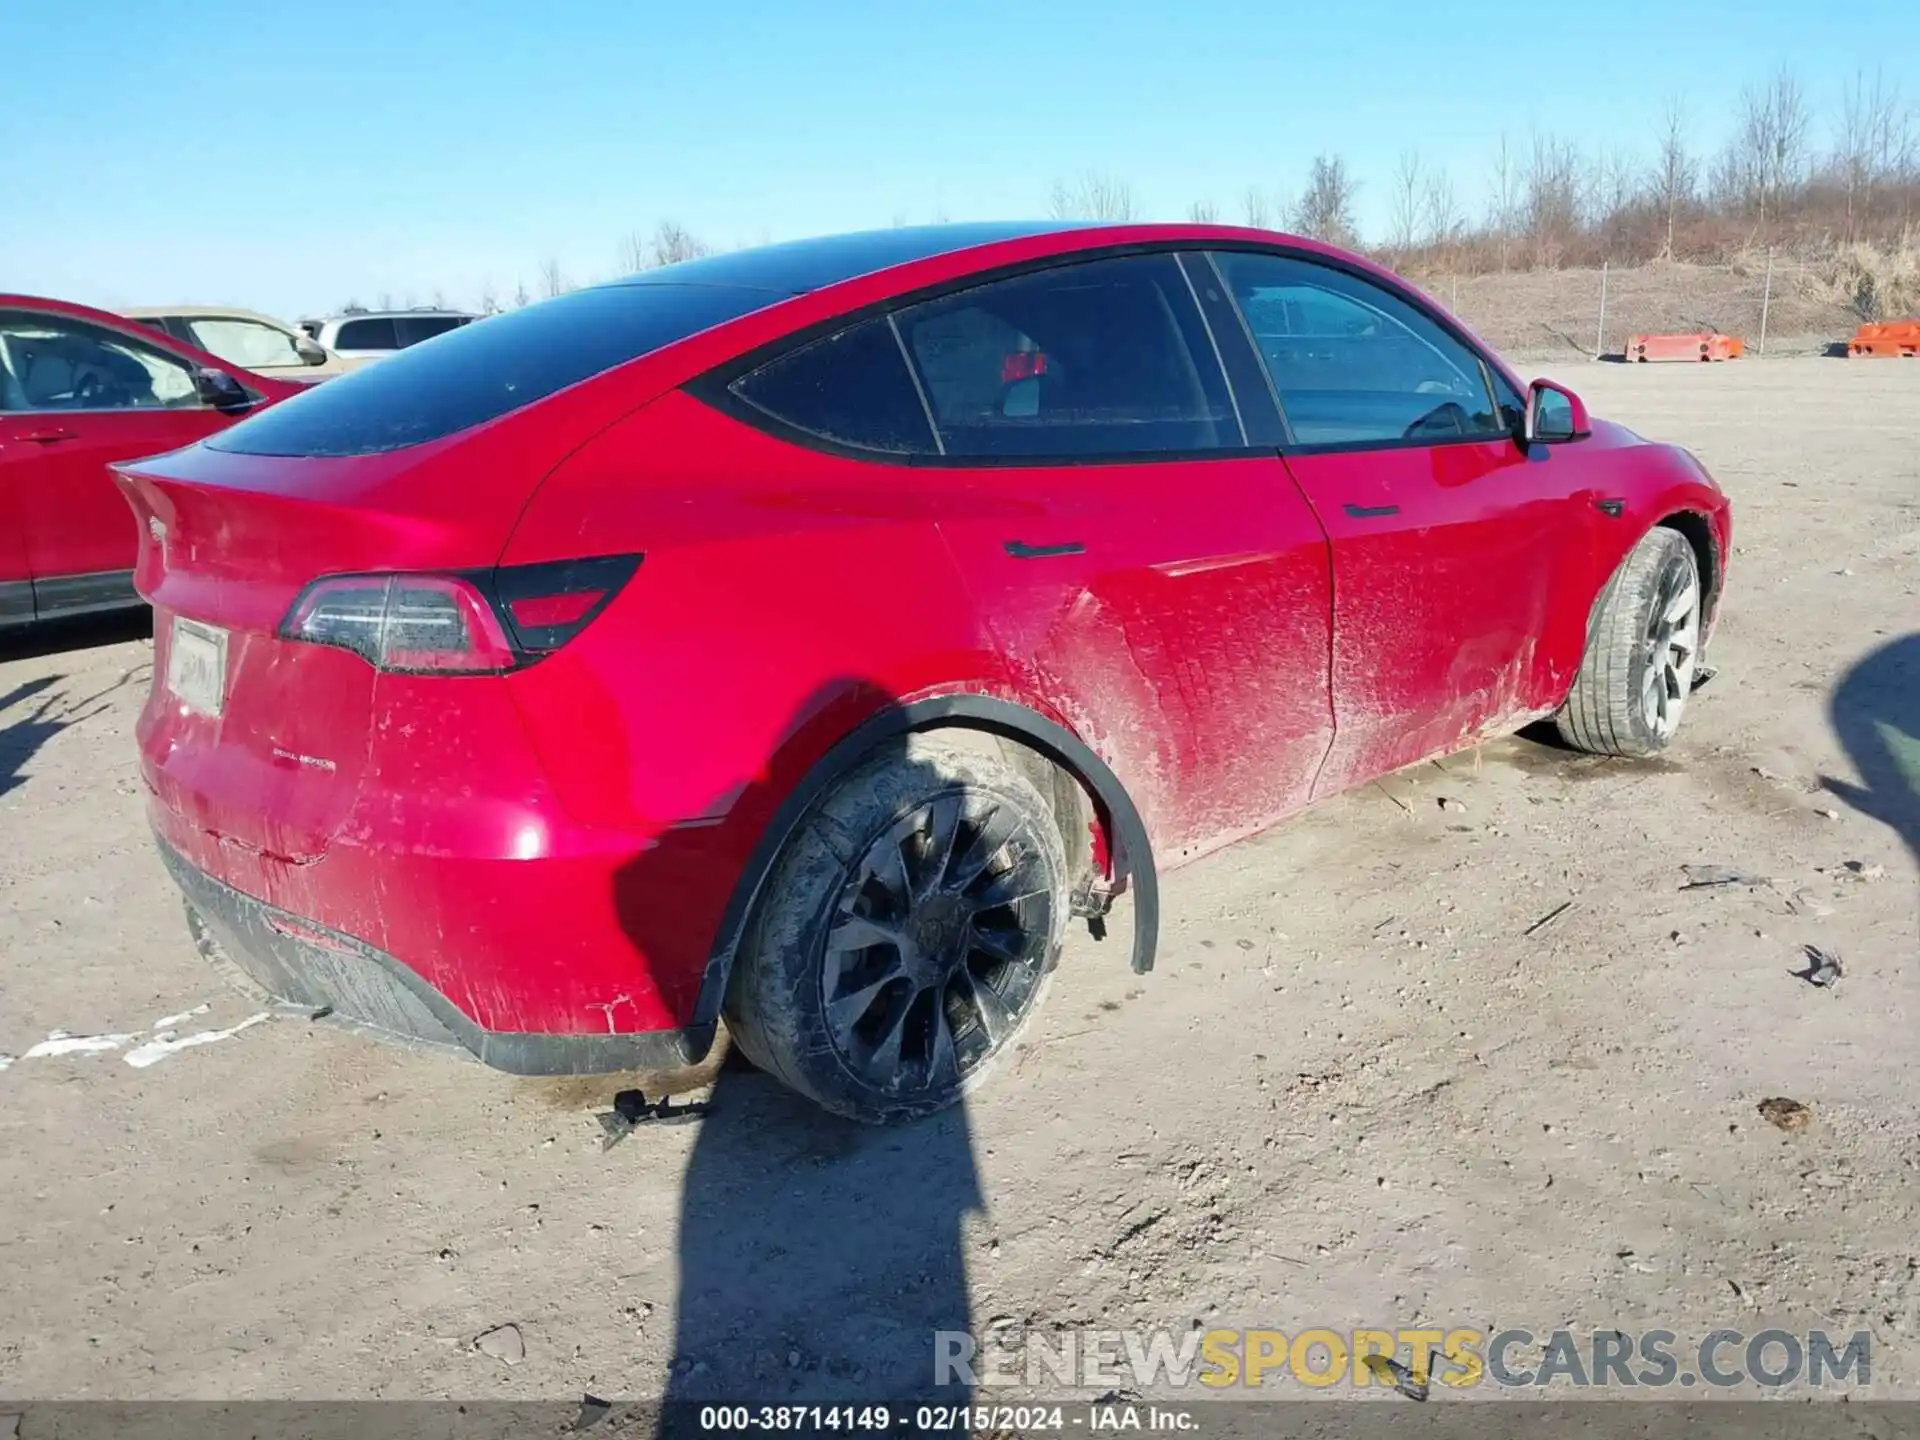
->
[1823,633,1920,934]
[655,1059,980,1435]
[603,682,987,1437]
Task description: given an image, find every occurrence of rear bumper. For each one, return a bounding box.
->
[158,837,714,1076]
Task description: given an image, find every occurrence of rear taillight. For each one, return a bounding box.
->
[280,554,640,673]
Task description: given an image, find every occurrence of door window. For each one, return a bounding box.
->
[0,312,200,412]
[186,317,307,370]
[1211,252,1516,447]
[892,253,1242,459]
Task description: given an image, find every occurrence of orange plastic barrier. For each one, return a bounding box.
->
[1847,321,1920,357]
[1625,332,1746,362]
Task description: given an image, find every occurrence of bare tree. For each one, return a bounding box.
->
[1046,170,1136,222]
[1187,199,1220,223]
[1835,68,1909,239]
[340,298,368,315]
[1591,147,1639,253]
[1523,130,1582,265]
[1423,168,1461,253]
[1290,154,1360,249]
[538,257,566,299]
[476,280,500,315]
[1243,186,1274,230]
[650,220,712,267]
[1486,134,1522,270]
[376,291,394,311]
[1387,150,1425,260]
[1731,66,1811,222]
[512,279,531,309]
[1651,98,1697,258]
[429,288,448,310]
[617,229,649,274]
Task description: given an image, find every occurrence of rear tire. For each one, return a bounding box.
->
[1555,527,1703,757]
[724,733,1069,1124]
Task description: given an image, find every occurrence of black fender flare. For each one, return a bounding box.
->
[691,694,1159,1026]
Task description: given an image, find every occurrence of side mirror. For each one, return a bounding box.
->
[294,336,329,366]
[1523,378,1590,445]
[193,367,255,414]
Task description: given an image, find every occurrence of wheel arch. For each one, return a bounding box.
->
[1656,508,1723,635]
[691,694,1160,1027]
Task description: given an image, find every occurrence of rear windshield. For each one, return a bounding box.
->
[210,283,783,457]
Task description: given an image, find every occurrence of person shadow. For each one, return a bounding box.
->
[607,682,991,1437]
[1823,633,1920,939]
[653,1057,981,1435]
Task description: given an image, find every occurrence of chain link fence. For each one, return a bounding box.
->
[1405,256,1860,362]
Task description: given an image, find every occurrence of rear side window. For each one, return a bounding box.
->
[397,315,470,346]
[893,253,1241,459]
[729,318,935,455]
[1211,251,1509,447]
[334,317,398,351]
[211,283,781,457]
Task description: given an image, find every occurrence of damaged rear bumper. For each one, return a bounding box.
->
[157,838,714,1076]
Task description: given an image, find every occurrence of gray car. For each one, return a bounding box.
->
[295,308,477,363]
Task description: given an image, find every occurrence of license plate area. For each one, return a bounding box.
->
[167,617,228,717]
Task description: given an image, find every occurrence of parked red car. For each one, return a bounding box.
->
[0,295,308,627]
[118,223,1731,1122]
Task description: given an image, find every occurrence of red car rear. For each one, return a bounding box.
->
[1,295,307,627]
[118,223,1731,1123]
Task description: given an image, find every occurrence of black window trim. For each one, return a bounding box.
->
[1199,248,1531,459]
[886,311,947,457]
[688,238,1533,469]
[687,243,1276,470]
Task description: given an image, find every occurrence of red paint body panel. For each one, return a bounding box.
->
[120,225,1734,1054]
[0,294,304,594]
[1284,434,1601,796]
[927,455,1333,864]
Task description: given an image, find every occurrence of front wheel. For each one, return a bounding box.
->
[1555,526,1704,756]
[724,734,1069,1124]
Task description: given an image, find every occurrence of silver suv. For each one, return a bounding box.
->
[297,309,478,362]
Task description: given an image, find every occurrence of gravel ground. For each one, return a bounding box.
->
[1,357,1916,1407]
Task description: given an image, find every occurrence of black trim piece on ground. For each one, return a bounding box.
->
[691,694,1161,1027]
[157,837,715,1076]
[32,569,140,619]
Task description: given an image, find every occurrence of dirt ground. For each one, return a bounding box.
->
[1,357,1916,1407]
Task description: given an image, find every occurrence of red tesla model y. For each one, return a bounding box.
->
[118,222,1731,1122]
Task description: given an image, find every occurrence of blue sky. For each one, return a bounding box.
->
[5,0,1915,319]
